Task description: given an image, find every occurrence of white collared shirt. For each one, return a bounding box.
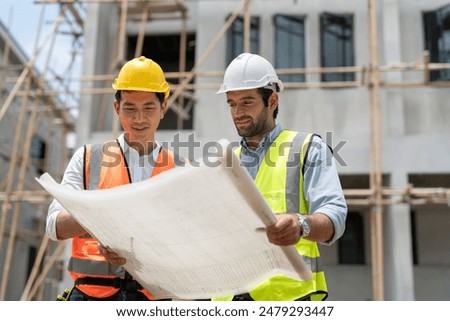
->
[117,134,162,183]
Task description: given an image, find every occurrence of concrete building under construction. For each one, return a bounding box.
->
[0,0,449,301]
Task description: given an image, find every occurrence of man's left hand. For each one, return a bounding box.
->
[98,244,127,266]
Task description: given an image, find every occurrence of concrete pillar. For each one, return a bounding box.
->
[77,3,117,147]
[381,0,405,136]
[384,170,415,300]
[77,3,100,147]
[380,0,414,300]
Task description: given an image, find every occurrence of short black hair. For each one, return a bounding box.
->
[114,90,165,104]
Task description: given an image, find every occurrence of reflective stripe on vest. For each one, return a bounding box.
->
[69,140,176,298]
[214,130,327,301]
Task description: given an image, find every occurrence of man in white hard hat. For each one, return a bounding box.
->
[215,53,347,301]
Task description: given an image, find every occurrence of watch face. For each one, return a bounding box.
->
[299,215,311,236]
[303,218,311,234]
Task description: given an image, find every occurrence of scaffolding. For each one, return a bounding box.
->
[0,0,449,301]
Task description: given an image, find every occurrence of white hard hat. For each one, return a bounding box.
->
[217,53,284,94]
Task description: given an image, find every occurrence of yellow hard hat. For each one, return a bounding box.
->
[112,56,170,98]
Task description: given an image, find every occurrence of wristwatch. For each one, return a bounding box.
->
[296,214,311,237]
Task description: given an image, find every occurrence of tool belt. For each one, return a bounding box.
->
[75,277,143,291]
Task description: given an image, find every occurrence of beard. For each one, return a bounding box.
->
[234,108,269,140]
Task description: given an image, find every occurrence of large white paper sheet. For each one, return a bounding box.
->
[37,140,311,299]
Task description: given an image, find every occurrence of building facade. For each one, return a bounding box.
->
[71,0,450,301]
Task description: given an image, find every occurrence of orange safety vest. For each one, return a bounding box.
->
[68,140,177,299]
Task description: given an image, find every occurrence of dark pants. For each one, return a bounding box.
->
[232,293,311,301]
[68,287,171,301]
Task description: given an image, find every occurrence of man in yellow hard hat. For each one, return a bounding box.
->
[46,56,177,301]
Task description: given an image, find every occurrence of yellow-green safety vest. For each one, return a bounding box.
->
[214,130,328,301]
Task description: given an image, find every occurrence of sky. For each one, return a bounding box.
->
[1,0,41,56]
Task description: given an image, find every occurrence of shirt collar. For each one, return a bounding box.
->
[117,133,161,160]
[240,123,283,151]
